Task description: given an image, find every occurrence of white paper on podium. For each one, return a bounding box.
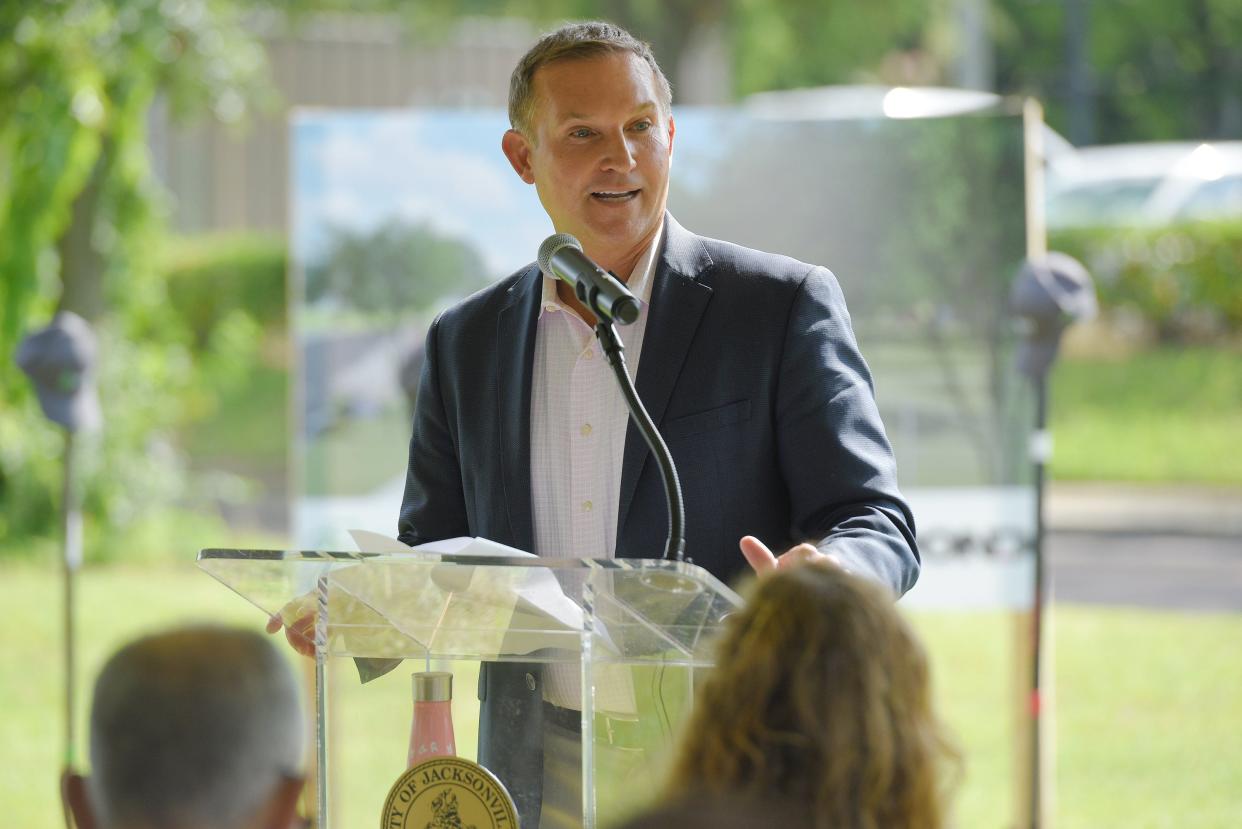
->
[347,531,613,652]
[347,531,635,715]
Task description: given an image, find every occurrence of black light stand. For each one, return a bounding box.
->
[1010,252,1096,829]
[16,311,102,829]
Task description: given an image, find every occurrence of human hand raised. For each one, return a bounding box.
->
[739,535,842,575]
[265,610,316,659]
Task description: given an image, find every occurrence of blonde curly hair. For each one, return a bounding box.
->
[665,563,959,829]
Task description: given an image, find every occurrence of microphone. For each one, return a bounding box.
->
[537,234,640,325]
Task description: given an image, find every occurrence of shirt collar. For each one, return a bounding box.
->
[539,224,664,315]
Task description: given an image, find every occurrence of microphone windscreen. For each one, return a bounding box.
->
[537,233,581,277]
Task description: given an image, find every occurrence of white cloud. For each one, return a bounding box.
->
[296,113,545,275]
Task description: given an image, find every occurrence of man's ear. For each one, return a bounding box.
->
[667,113,676,157]
[63,772,98,829]
[259,775,306,829]
[501,129,536,184]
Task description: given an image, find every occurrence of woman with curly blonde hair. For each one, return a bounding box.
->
[661,561,959,829]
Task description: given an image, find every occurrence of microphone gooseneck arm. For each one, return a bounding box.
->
[593,320,686,562]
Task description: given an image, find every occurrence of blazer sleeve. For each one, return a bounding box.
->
[397,313,470,546]
[777,266,920,595]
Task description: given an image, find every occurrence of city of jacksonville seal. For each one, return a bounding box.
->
[382,756,518,829]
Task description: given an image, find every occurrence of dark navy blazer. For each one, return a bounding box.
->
[398,214,917,586]
[395,214,919,824]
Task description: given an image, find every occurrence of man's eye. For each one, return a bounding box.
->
[570,128,593,138]
[632,121,652,132]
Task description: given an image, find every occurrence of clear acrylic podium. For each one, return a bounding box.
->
[198,547,742,828]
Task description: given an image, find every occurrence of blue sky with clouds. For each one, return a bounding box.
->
[290,108,746,279]
[292,110,548,278]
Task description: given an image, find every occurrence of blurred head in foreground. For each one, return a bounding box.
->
[664,562,959,829]
[64,626,305,829]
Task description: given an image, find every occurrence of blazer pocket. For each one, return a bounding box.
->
[661,399,751,440]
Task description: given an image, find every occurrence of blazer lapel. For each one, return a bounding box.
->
[496,265,542,554]
[616,216,714,548]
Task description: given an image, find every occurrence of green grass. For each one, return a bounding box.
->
[1050,347,1242,485]
[0,563,260,829]
[3,565,1239,828]
[179,337,1242,490]
[866,340,1242,487]
[1050,607,1242,829]
[912,606,1242,828]
[911,610,1017,825]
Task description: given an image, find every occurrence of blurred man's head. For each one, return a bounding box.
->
[502,22,675,276]
[64,626,305,829]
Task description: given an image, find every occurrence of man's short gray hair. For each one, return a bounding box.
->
[87,626,304,829]
[508,21,673,136]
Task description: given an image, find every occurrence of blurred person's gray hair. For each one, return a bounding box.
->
[86,625,304,829]
[508,21,673,137]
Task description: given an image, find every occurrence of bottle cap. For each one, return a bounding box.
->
[412,671,453,702]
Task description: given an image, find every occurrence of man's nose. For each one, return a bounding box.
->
[598,130,637,172]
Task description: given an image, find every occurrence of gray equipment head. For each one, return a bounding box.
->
[16,310,102,432]
[537,233,640,325]
[1010,252,1097,380]
[537,233,580,276]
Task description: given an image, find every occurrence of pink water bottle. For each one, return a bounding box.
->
[407,671,455,766]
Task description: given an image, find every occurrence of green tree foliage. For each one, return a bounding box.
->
[398,0,1241,143]
[251,0,1242,143]
[306,221,491,318]
[731,0,932,96]
[164,233,287,346]
[1051,219,1242,341]
[341,0,934,103]
[0,0,270,557]
[1,0,268,351]
[992,0,1242,142]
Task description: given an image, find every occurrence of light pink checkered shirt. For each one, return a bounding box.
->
[529,227,661,562]
[530,229,661,710]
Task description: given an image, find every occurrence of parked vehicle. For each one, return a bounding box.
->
[1046,141,1242,228]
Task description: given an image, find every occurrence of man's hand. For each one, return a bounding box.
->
[265,612,316,659]
[740,535,842,575]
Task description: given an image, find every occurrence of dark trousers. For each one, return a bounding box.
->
[478,662,584,829]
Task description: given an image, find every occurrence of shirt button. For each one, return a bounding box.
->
[582,500,593,512]
[583,348,595,360]
[544,303,558,312]
[580,423,592,437]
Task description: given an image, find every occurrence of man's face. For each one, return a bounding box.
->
[503,51,675,269]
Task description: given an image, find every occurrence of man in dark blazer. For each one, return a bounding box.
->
[397,212,917,590]
[396,21,918,829]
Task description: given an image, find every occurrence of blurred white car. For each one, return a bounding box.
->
[1046,141,1242,228]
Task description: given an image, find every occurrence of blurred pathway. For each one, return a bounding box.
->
[1047,484,1242,612]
